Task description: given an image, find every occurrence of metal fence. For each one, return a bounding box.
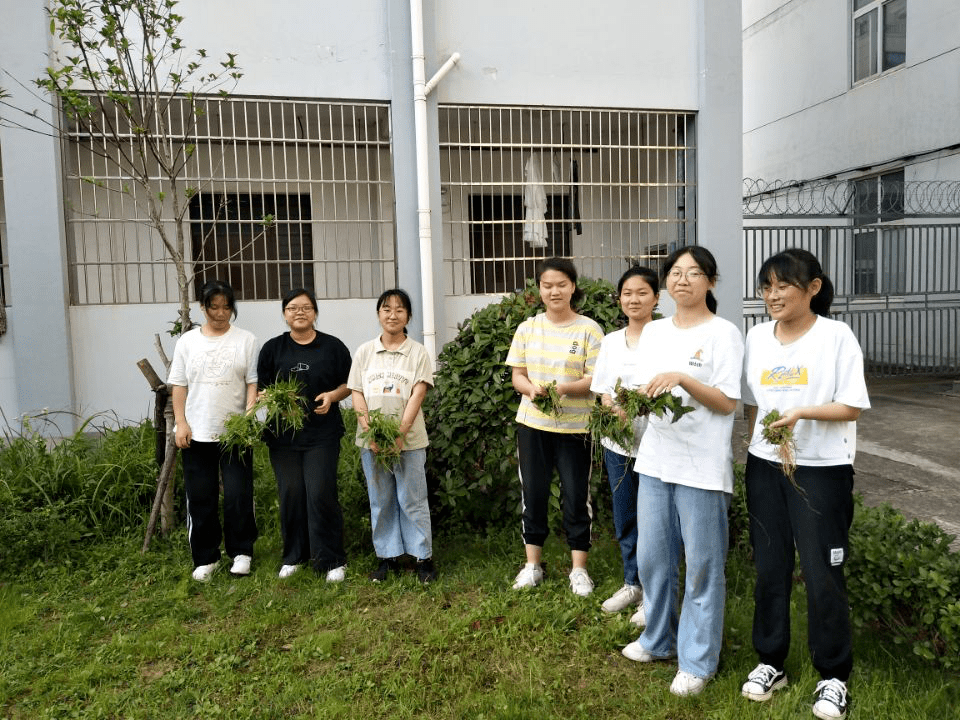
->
[439,105,697,294]
[63,96,396,304]
[744,224,960,375]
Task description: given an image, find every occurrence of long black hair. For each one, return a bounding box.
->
[757,248,834,317]
[661,245,719,314]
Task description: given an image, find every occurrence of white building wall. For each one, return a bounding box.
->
[2,0,742,424]
[744,0,960,181]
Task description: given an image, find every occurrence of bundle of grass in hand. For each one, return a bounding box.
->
[613,378,694,424]
[359,409,404,471]
[587,402,635,454]
[531,381,564,420]
[760,408,798,484]
[219,378,306,452]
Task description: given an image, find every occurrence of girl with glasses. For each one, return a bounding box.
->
[619,246,744,698]
[257,287,352,581]
[740,248,869,720]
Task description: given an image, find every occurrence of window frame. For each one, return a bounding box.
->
[852,0,906,84]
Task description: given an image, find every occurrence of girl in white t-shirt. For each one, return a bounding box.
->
[590,266,659,620]
[620,246,744,699]
[739,249,869,720]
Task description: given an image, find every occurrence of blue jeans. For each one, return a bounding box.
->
[635,472,729,678]
[361,447,432,560]
[604,448,640,586]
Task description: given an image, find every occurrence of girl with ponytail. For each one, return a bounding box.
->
[740,248,870,720]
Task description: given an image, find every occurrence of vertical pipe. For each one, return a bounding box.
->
[410,0,437,362]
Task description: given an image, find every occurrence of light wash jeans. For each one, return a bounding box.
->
[635,472,729,679]
[361,448,432,560]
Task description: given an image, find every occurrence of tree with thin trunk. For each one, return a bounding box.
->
[33,0,247,545]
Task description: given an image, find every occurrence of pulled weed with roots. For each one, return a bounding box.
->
[613,378,694,424]
[219,378,306,452]
[761,408,798,484]
[587,402,634,454]
[531,381,564,420]
[358,409,404,471]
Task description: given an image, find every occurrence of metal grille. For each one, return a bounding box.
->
[64,96,396,304]
[744,224,960,374]
[440,106,696,294]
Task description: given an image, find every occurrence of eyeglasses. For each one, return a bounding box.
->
[284,304,314,314]
[667,268,706,281]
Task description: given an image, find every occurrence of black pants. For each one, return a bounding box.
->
[182,441,258,567]
[745,453,854,681]
[269,444,346,573]
[516,425,593,551]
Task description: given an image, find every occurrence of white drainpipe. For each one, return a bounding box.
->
[410,0,459,363]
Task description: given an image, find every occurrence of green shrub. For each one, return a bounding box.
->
[338,408,372,555]
[425,277,623,531]
[847,499,960,669]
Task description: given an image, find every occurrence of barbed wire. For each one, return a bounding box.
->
[743,178,960,217]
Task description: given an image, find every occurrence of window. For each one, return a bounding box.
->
[468,194,571,294]
[63,97,395,304]
[190,193,313,301]
[440,106,696,295]
[853,0,906,83]
[851,169,905,294]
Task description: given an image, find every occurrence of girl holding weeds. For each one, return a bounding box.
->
[348,289,436,584]
[590,265,659,619]
[507,257,604,597]
[740,248,869,720]
[620,246,743,698]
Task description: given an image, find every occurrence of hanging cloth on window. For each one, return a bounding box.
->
[569,159,583,235]
[523,154,549,248]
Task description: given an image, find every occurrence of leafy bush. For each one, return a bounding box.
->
[847,499,960,669]
[425,277,623,531]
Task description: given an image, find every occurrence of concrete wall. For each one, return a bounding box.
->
[743,0,960,181]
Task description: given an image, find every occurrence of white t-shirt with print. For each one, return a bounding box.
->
[633,316,744,493]
[167,325,259,443]
[742,316,870,466]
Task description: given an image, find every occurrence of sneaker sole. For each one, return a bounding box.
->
[741,676,788,702]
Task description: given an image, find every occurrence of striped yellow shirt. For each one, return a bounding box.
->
[506,313,603,433]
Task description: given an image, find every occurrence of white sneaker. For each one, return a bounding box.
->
[191,562,218,582]
[601,584,642,613]
[512,563,544,589]
[812,678,849,720]
[230,554,252,576]
[325,565,346,583]
[621,640,675,663]
[629,603,646,627]
[278,564,300,579]
[670,670,709,697]
[569,568,595,597]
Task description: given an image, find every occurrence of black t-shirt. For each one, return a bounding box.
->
[256,331,352,449]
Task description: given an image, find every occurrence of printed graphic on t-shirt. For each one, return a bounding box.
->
[290,362,310,373]
[761,366,809,387]
[194,346,239,381]
[688,348,704,368]
[365,368,413,398]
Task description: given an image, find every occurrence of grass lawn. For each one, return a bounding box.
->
[1,520,956,719]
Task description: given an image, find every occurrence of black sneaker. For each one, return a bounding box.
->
[812,678,848,720]
[416,558,437,584]
[741,663,788,702]
[370,557,399,582]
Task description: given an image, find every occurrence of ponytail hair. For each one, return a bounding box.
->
[661,245,719,313]
[757,248,834,317]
